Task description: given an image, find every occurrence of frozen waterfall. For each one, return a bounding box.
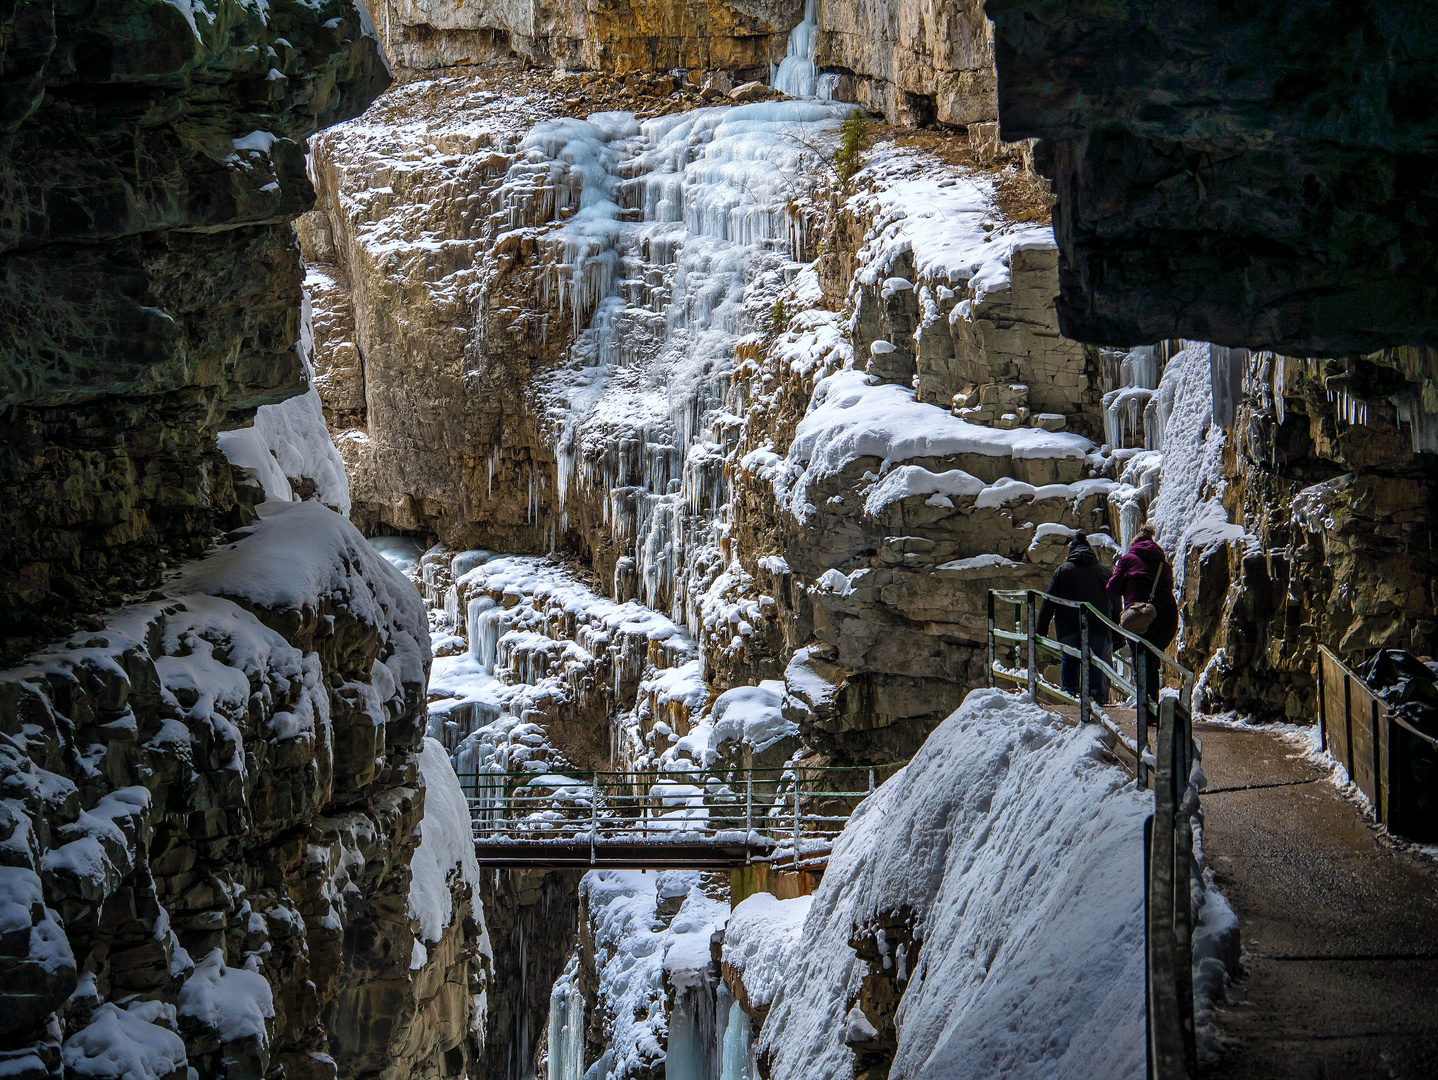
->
[548,964,586,1080]
[718,989,757,1080]
[665,982,719,1080]
[468,595,503,672]
[502,97,849,631]
[771,0,838,100]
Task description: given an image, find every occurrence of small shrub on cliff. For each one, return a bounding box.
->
[834,109,868,187]
[769,299,790,336]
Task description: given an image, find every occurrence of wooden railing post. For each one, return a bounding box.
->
[1026,591,1039,701]
[1316,650,1327,753]
[987,591,996,687]
[1147,697,1196,1079]
[1079,606,1092,723]
[1343,672,1355,779]
[1371,697,1383,826]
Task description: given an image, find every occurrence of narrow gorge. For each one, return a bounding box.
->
[3,3,1435,1080]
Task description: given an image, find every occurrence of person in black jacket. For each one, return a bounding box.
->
[1036,535,1115,703]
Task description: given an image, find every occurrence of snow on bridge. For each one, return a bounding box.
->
[460,766,879,869]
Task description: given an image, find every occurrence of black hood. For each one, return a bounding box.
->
[1067,538,1098,565]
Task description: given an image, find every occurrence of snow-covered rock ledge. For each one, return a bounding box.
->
[753,689,1150,1080]
[0,500,487,1080]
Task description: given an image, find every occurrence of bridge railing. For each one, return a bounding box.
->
[456,765,881,869]
[986,589,1194,789]
[986,588,1199,1080]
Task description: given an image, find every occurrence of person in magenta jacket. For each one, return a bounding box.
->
[1106,523,1178,708]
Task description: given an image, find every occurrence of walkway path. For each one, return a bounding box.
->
[1196,720,1438,1080]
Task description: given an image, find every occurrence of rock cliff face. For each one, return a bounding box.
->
[816,0,995,127]
[1180,348,1438,719]
[370,0,996,128]
[0,0,388,658]
[985,0,1438,354]
[296,49,1105,1073]
[0,501,488,1080]
[300,61,1105,773]
[372,0,802,79]
[2,7,492,1080]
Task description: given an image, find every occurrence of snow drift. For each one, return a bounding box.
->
[758,689,1149,1080]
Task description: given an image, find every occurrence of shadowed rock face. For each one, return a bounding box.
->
[985,0,1438,355]
[0,0,389,657]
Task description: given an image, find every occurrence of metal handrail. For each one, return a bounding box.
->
[987,588,1195,790]
[462,764,878,870]
[987,588,1198,1080]
[1148,696,1198,1078]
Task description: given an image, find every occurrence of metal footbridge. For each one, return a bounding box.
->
[458,765,882,870]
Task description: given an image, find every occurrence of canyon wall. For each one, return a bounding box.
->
[2,6,490,1080]
[372,0,802,79]
[986,0,1438,353]
[370,0,997,128]
[1,501,491,1080]
[1180,347,1438,719]
[815,0,995,126]
[0,0,388,659]
[300,62,1104,774]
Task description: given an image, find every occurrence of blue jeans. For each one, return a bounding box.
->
[1060,632,1111,704]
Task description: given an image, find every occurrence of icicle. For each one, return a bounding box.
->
[1273,354,1286,427]
[1210,344,1249,429]
[666,983,718,1080]
[717,989,756,1080]
[548,963,585,1080]
[1394,380,1438,453]
[469,598,503,673]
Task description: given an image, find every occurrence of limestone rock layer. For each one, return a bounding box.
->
[0,0,388,657]
[371,0,997,128]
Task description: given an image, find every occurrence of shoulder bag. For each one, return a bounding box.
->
[1120,561,1163,635]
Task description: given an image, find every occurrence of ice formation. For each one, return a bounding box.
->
[771,0,838,100]
[576,872,728,1080]
[1144,344,1254,589]
[494,97,851,630]
[548,959,585,1080]
[410,738,489,968]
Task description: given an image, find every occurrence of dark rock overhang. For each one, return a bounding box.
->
[984,1,1438,356]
